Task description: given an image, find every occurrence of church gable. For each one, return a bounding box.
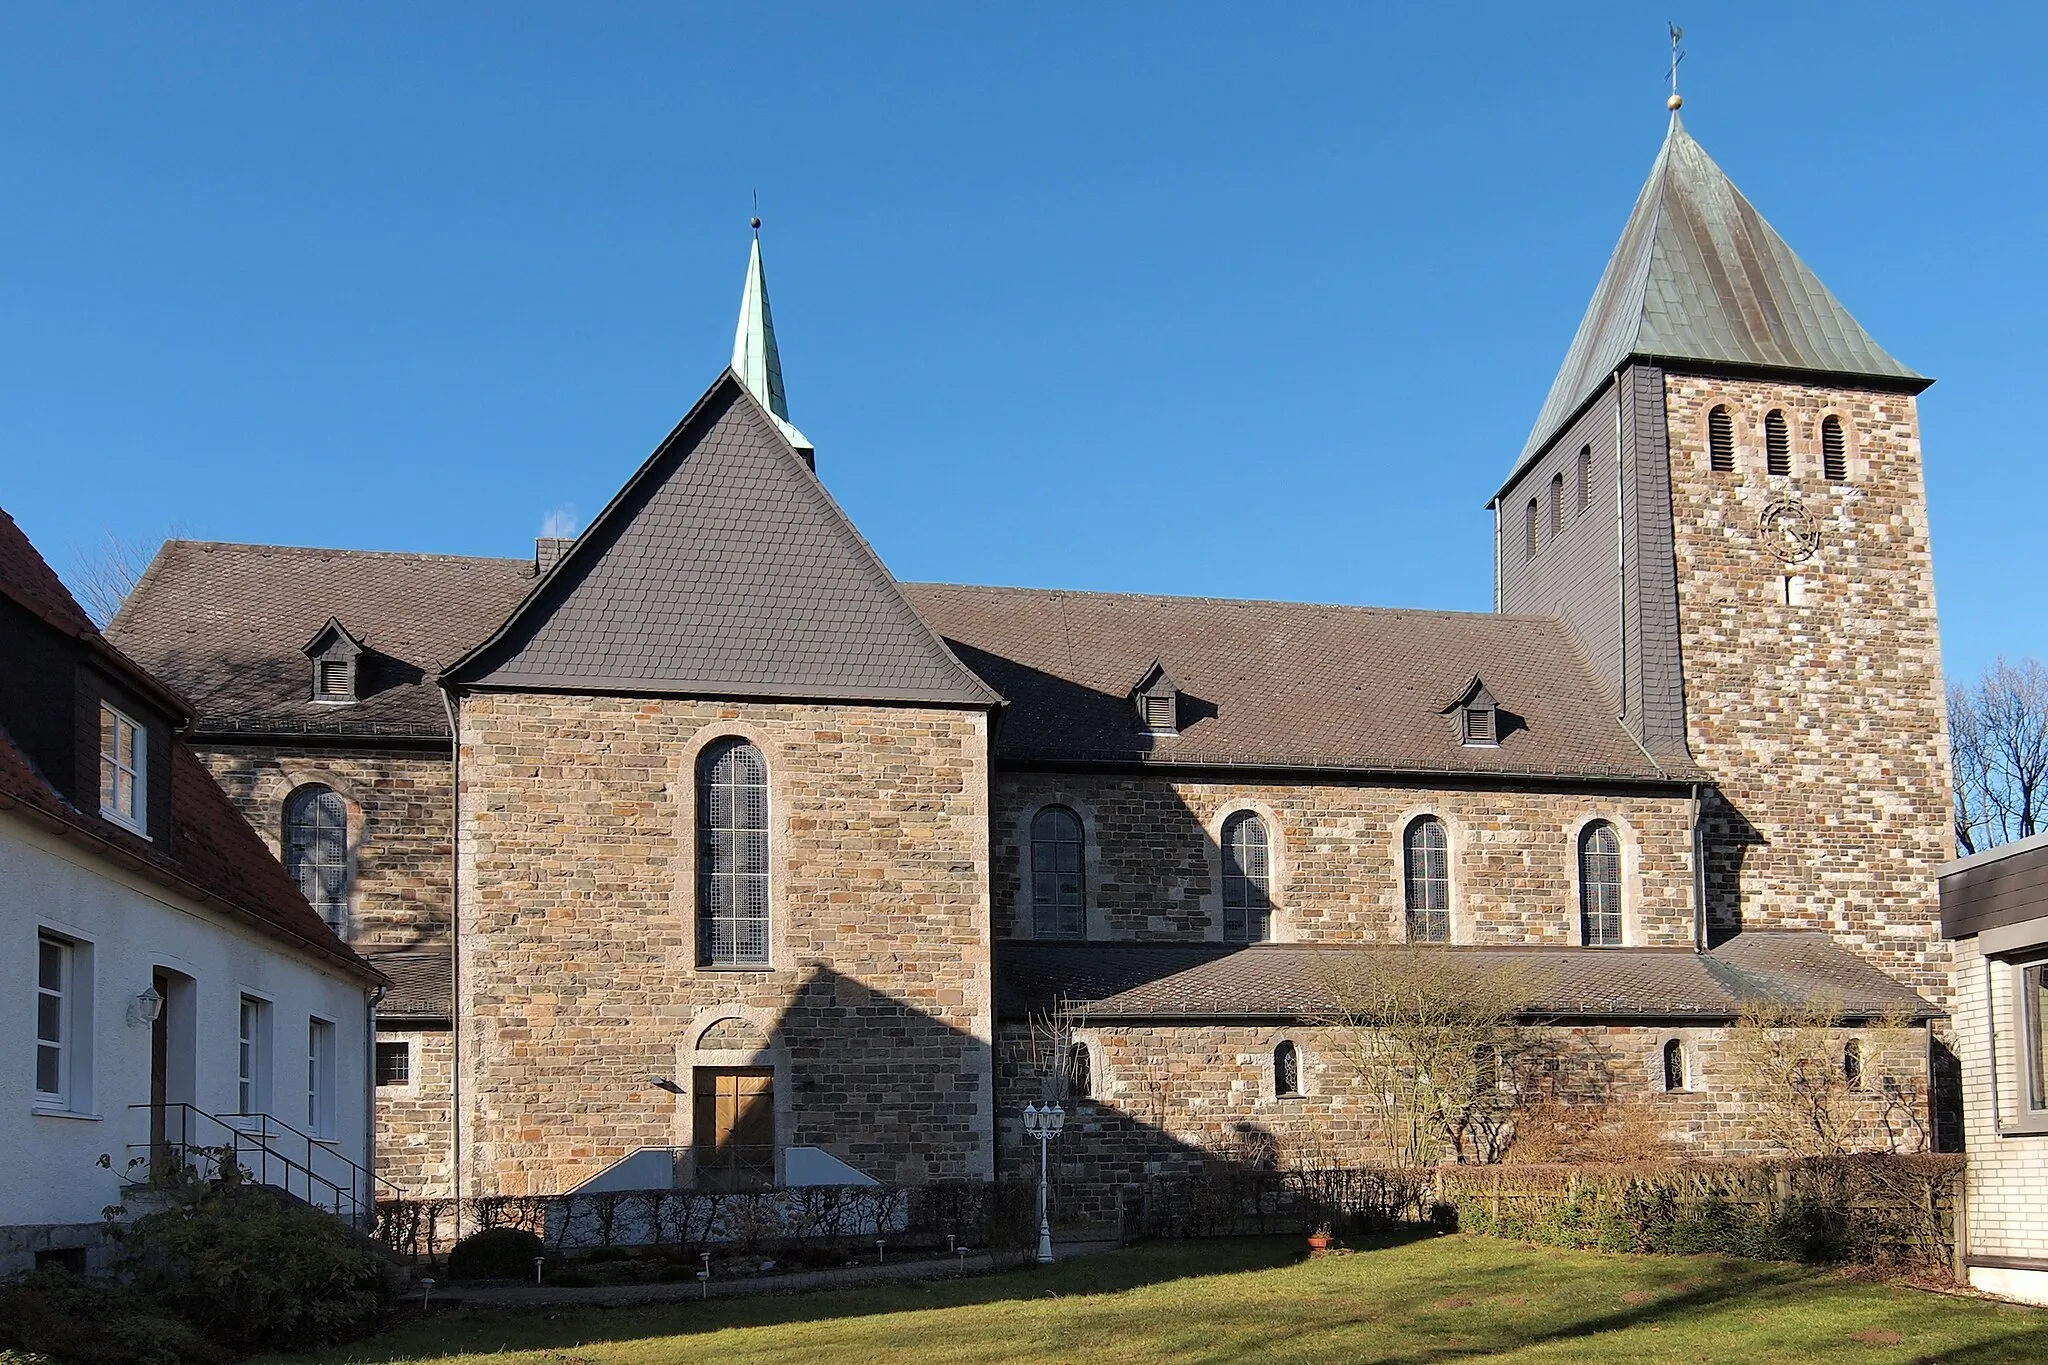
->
[449,372,997,706]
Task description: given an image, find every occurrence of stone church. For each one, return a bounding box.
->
[110,106,1954,1205]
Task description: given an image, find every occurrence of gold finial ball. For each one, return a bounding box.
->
[1667,93,1683,110]
[750,216,762,229]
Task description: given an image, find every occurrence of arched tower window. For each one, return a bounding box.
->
[698,739,770,966]
[284,786,349,935]
[1843,1039,1864,1089]
[1662,1039,1686,1091]
[1274,1040,1301,1098]
[1066,1043,1092,1099]
[1579,821,1622,947]
[1822,415,1847,481]
[1524,499,1539,560]
[1403,816,1450,943]
[1708,406,1735,472]
[1577,445,1594,513]
[1549,471,1565,540]
[1765,410,1791,476]
[1221,811,1272,943]
[1030,805,1086,939]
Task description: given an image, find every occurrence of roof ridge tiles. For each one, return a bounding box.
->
[905,580,1564,625]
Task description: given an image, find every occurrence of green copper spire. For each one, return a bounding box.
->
[731,225,813,453]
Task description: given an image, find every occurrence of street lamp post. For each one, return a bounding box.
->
[1022,1102,1065,1265]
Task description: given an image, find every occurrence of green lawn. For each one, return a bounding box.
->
[265,1234,2048,1365]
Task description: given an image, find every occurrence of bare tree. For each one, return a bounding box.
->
[1725,1000,1922,1156]
[70,530,163,628]
[1315,946,1535,1167]
[1950,657,2048,855]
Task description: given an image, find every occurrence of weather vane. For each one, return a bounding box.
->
[1667,22,1685,110]
[751,188,760,234]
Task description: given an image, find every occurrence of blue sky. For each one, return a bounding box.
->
[2,4,2039,685]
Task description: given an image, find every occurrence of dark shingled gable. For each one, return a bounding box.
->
[447,372,1000,707]
[995,933,1935,1024]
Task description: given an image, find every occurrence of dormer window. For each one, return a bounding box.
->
[98,702,147,834]
[301,618,364,706]
[1133,661,1180,736]
[1442,676,1501,748]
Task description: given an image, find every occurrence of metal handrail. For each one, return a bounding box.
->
[126,1102,398,1227]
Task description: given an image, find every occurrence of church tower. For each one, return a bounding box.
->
[1494,106,1953,1000]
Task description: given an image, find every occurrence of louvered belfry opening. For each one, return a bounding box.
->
[1577,444,1594,512]
[1765,410,1791,476]
[699,738,770,966]
[1708,406,1735,472]
[1549,471,1565,540]
[1822,415,1847,481]
[1523,499,1539,559]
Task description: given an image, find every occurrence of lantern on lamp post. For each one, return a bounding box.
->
[1022,1101,1065,1265]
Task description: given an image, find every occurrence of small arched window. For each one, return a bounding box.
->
[1549,471,1565,540]
[699,738,770,966]
[1066,1042,1092,1099]
[1403,816,1450,943]
[1822,416,1847,482]
[1030,806,1086,939]
[1577,445,1594,513]
[1221,811,1272,943]
[1708,406,1735,472]
[1662,1039,1686,1092]
[284,786,349,935]
[1843,1039,1864,1089]
[1524,499,1539,560]
[1765,410,1791,476]
[1274,1040,1301,1098]
[1579,821,1622,947]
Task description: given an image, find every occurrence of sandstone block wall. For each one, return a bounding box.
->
[376,1026,453,1196]
[1663,375,1953,1000]
[193,742,455,950]
[455,693,993,1196]
[992,773,1697,946]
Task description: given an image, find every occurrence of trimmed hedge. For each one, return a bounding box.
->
[447,1227,549,1282]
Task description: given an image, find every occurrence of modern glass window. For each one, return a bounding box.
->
[1274,1040,1301,1098]
[98,703,145,833]
[36,934,70,1105]
[1843,1039,1864,1090]
[698,739,770,966]
[1579,822,1623,947]
[1404,817,1450,943]
[1221,811,1272,944]
[693,1068,774,1191]
[1577,444,1594,513]
[1030,806,1086,939]
[284,786,350,935]
[2023,962,2048,1114]
[307,1019,336,1137]
[374,1040,411,1087]
[1066,1042,1092,1099]
[1708,406,1735,472]
[1765,410,1791,476]
[1523,499,1539,560]
[238,996,271,1115]
[1822,415,1848,481]
[1662,1039,1685,1091]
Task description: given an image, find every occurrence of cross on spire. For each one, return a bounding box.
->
[1667,22,1685,110]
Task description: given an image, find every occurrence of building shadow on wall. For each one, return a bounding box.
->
[1700,790,1764,948]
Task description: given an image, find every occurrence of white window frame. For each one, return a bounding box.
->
[238,995,272,1118]
[35,934,70,1107]
[98,703,147,835]
[33,931,95,1116]
[307,1017,337,1139]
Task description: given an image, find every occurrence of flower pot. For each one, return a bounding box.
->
[1306,1234,1333,1253]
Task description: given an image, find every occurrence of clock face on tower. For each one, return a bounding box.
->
[1757,498,1822,564]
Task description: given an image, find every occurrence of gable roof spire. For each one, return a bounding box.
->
[731,219,814,455]
[1505,106,1929,486]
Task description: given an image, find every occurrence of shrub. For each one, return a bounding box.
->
[0,1267,226,1365]
[447,1226,549,1282]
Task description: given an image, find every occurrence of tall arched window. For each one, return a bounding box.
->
[1579,821,1622,947]
[1662,1039,1686,1091]
[1765,410,1791,476]
[1274,1040,1301,1098]
[1821,415,1847,481]
[1030,806,1086,939]
[699,739,770,966]
[1549,471,1565,540]
[284,786,349,935]
[1577,444,1594,513]
[1524,499,1539,560]
[1404,816,1450,943]
[1221,811,1272,943]
[1708,405,1735,472]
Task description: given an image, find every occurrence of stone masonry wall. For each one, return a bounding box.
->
[1663,375,1953,1001]
[994,1017,1930,1224]
[992,773,1697,946]
[193,742,454,951]
[456,693,993,1196]
[376,1026,453,1197]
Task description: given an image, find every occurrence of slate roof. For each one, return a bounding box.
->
[0,512,382,983]
[905,583,1692,782]
[367,947,452,1021]
[1507,113,1929,490]
[448,372,1000,707]
[994,933,1936,1024]
[109,541,538,739]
